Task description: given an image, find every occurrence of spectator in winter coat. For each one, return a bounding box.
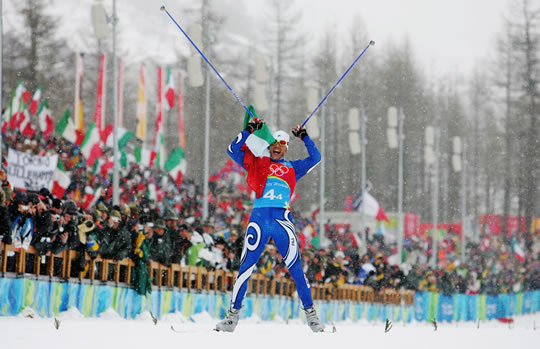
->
[179,225,207,266]
[356,254,376,285]
[98,210,131,261]
[306,253,324,284]
[466,271,481,294]
[171,223,190,264]
[404,265,424,290]
[0,188,12,246]
[148,219,172,266]
[438,271,455,295]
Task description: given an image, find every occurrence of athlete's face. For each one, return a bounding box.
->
[269,141,288,160]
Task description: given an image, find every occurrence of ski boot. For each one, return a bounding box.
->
[215,307,241,332]
[304,307,325,332]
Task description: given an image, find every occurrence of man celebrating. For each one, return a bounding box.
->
[216,118,324,332]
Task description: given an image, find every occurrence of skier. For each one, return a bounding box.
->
[216,118,324,332]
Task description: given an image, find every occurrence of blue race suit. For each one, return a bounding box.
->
[227,130,321,309]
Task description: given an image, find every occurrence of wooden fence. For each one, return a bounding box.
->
[0,243,414,305]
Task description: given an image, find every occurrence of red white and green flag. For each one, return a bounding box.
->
[512,238,526,262]
[135,147,151,167]
[164,147,186,187]
[3,82,25,123]
[51,159,71,199]
[177,72,186,148]
[22,86,32,105]
[2,82,25,131]
[55,109,80,144]
[20,109,36,138]
[81,122,103,166]
[105,127,135,150]
[150,67,165,168]
[165,67,175,110]
[93,54,106,134]
[97,156,114,177]
[38,100,54,139]
[81,186,102,211]
[29,85,42,116]
[242,106,275,157]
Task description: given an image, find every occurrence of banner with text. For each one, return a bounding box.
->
[7,148,58,191]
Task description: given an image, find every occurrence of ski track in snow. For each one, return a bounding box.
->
[1,310,538,349]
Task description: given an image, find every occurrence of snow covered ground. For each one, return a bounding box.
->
[1,308,538,349]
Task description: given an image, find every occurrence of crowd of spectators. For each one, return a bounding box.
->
[0,128,539,297]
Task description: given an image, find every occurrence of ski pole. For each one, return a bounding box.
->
[160,6,256,119]
[301,40,375,128]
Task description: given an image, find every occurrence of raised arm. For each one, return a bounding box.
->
[226,118,264,168]
[290,125,321,181]
[227,130,249,168]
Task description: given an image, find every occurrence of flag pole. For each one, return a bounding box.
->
[301,40,375,128]
[112,0,119,205]
[161,5,255,120]
[318,105,326,248]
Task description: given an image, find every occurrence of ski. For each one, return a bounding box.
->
[320,322,337,333]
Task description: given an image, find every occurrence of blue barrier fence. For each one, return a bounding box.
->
[0,277,538,323]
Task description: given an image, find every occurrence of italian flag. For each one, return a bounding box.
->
[105,127,135,150]
[22,86,32,105]
[242,105,275,157]
[177,72,185,148]
[19,110,36,138]
[38,100,54,138]
[29,85,42,115]
[97,156,114,177]
[3,82,25,131]
[164,67,175,110]
[81,186,102,210]
[150,67,164,168]
[135,147,151,168]
[5,82,24,119]
[52,159,71,199]
[81,122,103,166]
[164,147,186,186]
[512,239,526,262]
[93,54,106,133]
[55,109,81,144]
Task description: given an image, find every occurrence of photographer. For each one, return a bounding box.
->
[10,192,35,250]
[51,200,81,254]
[0,189,12,246]
[30,192,55,256]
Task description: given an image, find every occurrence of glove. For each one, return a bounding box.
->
[245,117,264,133]
[292,124,308,140]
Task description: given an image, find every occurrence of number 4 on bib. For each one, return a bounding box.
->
[263,189,282,200]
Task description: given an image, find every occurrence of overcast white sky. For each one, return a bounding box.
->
[4,0,511,78]
[242,0,511,77]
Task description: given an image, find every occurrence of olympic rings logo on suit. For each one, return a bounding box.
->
[269,163,289,177]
